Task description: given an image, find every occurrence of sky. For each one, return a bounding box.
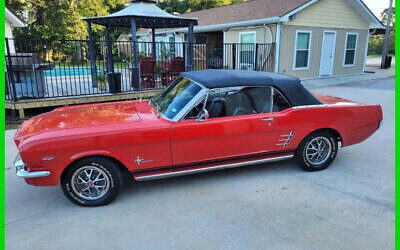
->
[363,0,395,19]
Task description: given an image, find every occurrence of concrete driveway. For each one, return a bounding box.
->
[5,77,394,250]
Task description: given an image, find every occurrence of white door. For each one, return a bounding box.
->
[320,31,336,76]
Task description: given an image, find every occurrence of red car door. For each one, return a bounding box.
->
[171,114,278,166]
[171,86,298,166]
[257,108,297,152]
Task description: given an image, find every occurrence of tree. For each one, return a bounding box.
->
[188,0,244,12]
[381,7,395,29]
[157,0,246,13]
[157,0,190,14]
[367,7,395,56]
[6,0,126,41]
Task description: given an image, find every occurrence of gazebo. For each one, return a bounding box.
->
[83,0,198,90]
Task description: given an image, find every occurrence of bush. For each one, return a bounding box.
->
[368,33,395,56]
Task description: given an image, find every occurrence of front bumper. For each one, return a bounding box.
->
[14,154,50,179]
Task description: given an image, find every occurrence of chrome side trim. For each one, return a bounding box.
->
[17,169,51,178]
[292,104,328,109]
[135,154,293,181]
[276,131,294,148]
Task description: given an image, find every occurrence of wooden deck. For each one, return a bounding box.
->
[5,89,160,119]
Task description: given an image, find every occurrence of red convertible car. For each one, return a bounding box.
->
[14,70,383,206]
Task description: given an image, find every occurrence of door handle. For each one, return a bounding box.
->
[260,117,274,123]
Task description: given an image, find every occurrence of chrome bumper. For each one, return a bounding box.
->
[14,154,50,179]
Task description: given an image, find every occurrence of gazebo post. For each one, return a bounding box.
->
[87,22,97,87]
[130,17,140,90]
[105,26,114,74]
[186,22,194,71]
[151,28,156,60]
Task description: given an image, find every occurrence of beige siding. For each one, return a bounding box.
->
[285,0,369,30]
[333,29,368,75]
[278,25,367,78]
[5,19,13,38]
[5,19,16,53]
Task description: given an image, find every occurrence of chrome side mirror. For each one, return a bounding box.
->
[196,109,209,122]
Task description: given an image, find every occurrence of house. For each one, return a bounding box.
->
[5,6,27,53]
[135,0,384,79]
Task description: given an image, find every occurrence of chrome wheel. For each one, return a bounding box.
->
[305,137,332,165]
[71,166,110,200]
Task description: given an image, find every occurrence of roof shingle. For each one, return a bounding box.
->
[179,0,310,27]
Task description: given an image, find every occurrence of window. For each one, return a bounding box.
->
[169,36,176,56]
[152,77,202,120]
[155,37,164,60]
[243,87,272,113]
[294,31,311,70]
[184,86,291,120]
[239,32,256,70]
[344,33,358,66]
[272,88,291,112]
[203,87,255,118]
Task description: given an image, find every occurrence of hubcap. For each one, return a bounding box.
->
[71,166,110,200]
[305,137,332,165]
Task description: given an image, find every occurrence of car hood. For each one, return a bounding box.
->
[14,100,152,146]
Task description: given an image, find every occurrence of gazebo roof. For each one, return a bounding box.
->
[83,0,198,28]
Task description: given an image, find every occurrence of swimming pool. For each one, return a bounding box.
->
[44,67,94,77]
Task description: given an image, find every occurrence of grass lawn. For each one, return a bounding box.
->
[54,61,130,69]
[5,124,20,131]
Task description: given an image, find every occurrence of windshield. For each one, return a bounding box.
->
[152,77,202,120]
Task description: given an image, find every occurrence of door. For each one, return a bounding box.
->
[319,31,336,76]
[171,86,293,166]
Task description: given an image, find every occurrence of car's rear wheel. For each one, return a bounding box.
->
[295,131,338,171]
[61,157,123,206]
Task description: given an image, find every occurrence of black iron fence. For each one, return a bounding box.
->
[5,38,275,101]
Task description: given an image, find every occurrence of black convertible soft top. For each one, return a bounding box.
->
[181,70,322,106]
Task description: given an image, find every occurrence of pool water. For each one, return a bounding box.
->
[44,67,93,77]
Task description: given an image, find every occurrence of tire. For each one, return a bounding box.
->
[61,157,123,206]
[295,131,338,171]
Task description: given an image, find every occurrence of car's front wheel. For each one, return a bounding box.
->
[295,131,338,171]
[61,157,123,206]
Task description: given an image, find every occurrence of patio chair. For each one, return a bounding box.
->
[161,57,184,86]
[131,57,156,89]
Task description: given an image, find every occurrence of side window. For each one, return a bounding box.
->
[205,87,256,118]
[243,87,272,113]
[294,31,312,70]
[185,97,206,120]
[343,33,358,66]
[272,88,291,112]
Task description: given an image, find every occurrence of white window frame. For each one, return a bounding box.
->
[293,30,312,71]
[343,32,358,67]
[238,31,256,70]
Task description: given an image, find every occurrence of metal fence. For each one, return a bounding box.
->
[5,38,275,101]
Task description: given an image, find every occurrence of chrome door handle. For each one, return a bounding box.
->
[260,117,274,122]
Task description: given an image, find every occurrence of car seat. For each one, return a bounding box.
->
[207,98,226,118]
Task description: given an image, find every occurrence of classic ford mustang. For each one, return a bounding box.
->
[14,70,383,206]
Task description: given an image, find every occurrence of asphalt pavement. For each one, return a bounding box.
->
[4,76,395,250]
